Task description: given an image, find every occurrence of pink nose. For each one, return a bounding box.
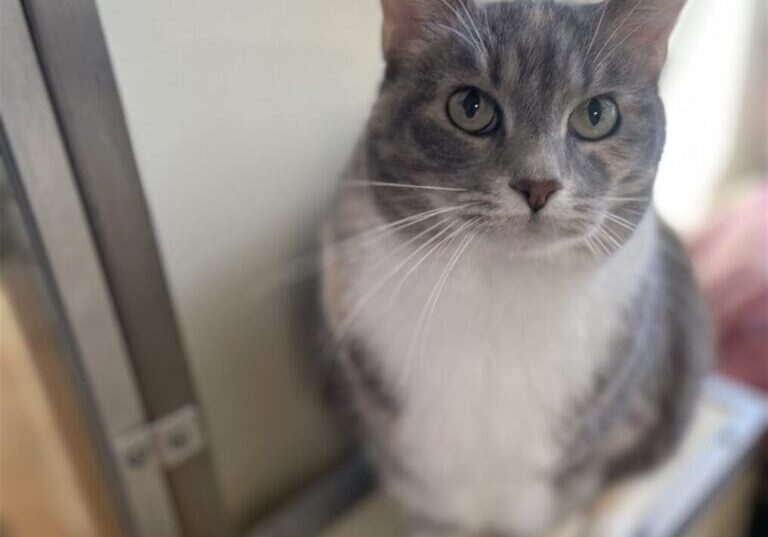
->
[510,179,562,213]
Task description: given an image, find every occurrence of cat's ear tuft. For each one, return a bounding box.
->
[601,0,688,72]
[380,0,474,61]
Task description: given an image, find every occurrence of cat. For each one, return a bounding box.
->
[319,1,711,536]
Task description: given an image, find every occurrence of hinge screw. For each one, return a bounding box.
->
[169,430,188,449]
[126,444,151,468]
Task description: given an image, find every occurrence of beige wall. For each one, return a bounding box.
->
[94,0,383,530]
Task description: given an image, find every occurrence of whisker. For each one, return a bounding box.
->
[603,212,637,232]
[431,22,483,55]
[596,222,623,251]
[621,207,648,218]
[417,220,480,383]
[607,211,637,227]
[408,217,479,364]
[345,180,467,192]
[583,235,600,258]
[428,219,479,311]
[590,0,646,68]
[593,20,649,74]
[422,237,475,360]
[392,218,462,297]
[437,0,487,61]
[334,205,465,251]
[393,221,468,388]
[457,0,489,59]
[585,0,609,62]
[335,219,458,341]
[252,206,466,309]
[481,3,492,44]
[602,196,652,203]
[590,230,613,257]
[358,216,456,281]
[424,220,479,335]
[324,207,464,270]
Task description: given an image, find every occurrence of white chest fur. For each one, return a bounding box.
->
[340,215,657,532]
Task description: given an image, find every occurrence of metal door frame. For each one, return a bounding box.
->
[0,1,228,536]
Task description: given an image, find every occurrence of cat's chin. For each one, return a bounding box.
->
[479,219,594,260]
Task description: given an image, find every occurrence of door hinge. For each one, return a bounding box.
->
[114,405,206,472]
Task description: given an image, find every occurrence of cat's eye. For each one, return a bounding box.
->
[569,96,619,141]
[447,87,499,135]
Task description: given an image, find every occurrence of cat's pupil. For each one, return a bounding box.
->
[587,98,603,126]
[463,90,481,118]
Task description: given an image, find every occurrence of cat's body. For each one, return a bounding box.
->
[323,163,706,537]
[320,1,710,535]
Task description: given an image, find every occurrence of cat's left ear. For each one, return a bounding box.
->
[380,0,477,61]
[601,0,687,72]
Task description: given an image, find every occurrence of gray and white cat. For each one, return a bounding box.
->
[320,1,711,536]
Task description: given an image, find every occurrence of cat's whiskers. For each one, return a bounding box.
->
[424,218,481,322]
[406,216,480,383]
[590,0,647,69]
[345,179,467,192]
[621,209,648,220]
[391,217,461,299]
[335,217,459,343]
[593,20,651,74]
[480,2,492,45]
[596,220,624,252]
[585,0,610,61]
[388,219,461,315]
[321,206,461,272]
[422,220,480,348]
[249,205,466,303]
[340,204,485,268]
[583,235,601,258]
[431,22,485,58]
[457,0,489,59]
[333,205,465,253]
[604,212,638,232]
[601,196,651,203]
[435,0,488,62]
[403,219,474,349]
[348,217,455,282]
[589,228,613,257]
[330,202,481,277]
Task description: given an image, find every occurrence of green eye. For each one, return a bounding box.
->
[447,87,499,135]
[569,96,619,141]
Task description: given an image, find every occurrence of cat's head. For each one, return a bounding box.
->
[363,0,687,258]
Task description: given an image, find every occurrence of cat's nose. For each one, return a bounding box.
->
[510,178,562,213]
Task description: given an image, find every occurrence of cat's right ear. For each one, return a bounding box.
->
[600,0,688,72]
[381,0,467,61]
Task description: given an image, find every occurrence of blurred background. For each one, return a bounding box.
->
[1,1,766,537]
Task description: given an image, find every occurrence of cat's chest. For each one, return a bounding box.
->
[348,236,638,471]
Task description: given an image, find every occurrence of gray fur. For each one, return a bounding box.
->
[320,1,710,535]
[556,222,710,483]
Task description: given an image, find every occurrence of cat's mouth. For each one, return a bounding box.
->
[466,210,594,254]
[467,210,587,232]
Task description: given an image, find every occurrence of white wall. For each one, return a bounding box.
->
[657,0,756,229]
[94,0,383,529]
[94,0,757,529]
